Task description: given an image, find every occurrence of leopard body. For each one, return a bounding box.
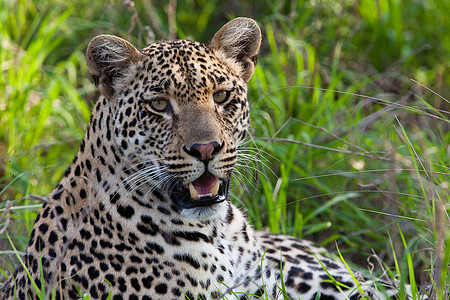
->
[1,18,403,300]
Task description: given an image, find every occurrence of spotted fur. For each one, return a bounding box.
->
[1,18,407,300]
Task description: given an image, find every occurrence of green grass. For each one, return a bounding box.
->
[0,0,448,298]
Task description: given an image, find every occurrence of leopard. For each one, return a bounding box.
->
[1,17,413,300]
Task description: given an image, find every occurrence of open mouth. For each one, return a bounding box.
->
[171,172,229,209]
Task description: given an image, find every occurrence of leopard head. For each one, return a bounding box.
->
[85,18,261,213]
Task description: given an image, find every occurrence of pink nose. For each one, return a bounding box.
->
[183,142,223,162]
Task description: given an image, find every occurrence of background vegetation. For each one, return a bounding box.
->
[0,0,448,298]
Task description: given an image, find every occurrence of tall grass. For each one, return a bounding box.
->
[0,0,94,258]
[0,0,448,298]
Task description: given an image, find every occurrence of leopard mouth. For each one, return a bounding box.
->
[171,171,229,209]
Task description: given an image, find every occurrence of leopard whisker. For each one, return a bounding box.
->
[236,152,276,178]
[234,162,269,182]
[122,157,166,174]
[141,172,180,201]
[115,165,170,199]
[231,167,258,193]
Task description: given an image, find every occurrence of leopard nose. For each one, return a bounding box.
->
[183,141,224,162]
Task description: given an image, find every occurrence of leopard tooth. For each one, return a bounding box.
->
[188,183,199,200]
[210,178,220,197]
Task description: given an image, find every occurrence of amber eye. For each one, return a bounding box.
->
[213,90,230,104]
[150,98,169,112]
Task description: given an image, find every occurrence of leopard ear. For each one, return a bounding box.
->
[86,35,144,100]
[209,18,261,82]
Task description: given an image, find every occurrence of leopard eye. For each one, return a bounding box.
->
[150,98,169,112]
[213,90,230,104]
